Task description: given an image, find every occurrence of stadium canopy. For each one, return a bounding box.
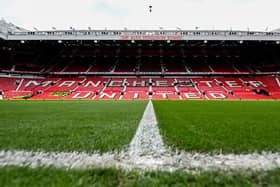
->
[1,20,280,42]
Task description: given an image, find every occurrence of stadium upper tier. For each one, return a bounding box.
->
[0,40,280,75]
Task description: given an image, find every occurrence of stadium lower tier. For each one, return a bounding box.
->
[0,76,280,100]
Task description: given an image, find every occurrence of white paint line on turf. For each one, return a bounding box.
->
[126,100,168,158]
[119,100,172,170]
[1,100,280,172]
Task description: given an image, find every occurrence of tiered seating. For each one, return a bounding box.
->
[164,59,186,72]
[192,78,224,92]
[0,63,12,71]
[152,92,179,100]
[126,78,149,87]
[75,78,109,92]
[122,90,149,100]
[94,91,121,100]
[209,58,236,72]
[216,78,250,94]
[30,77,81,100]
[1,76,280,100]
[0,77,22,91]
[63,91,95,100]
[162,49,182,57]
[191,78,238,100]
[103,78,125,93]
[115,59,137,72]
[254,77,280,99]
[44,78,85,92]
[64,62,90,72]
[140,60,162,72]
[151,78,175,86]
[31,92,66,100]
[175,78,206,99]
[122,78,149,99]
[187,58,212,72]
[3,91,32,99]
[14,63,43,72]
[88,59,115,72]
[218,77,269,99]
[31,78,61,92]
[125,86,149,92]
[15,78,45,91]
[151,78,176,98]
[233,63,251,73]
[50,63,68,72]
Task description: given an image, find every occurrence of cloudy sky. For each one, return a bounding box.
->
[0,0,279,31]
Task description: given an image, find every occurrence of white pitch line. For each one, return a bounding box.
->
[0,151,116,169]
[1,100,280,172]
[126,100,168,157]
[119,100,172,170]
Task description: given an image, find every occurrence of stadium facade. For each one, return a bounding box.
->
[0,20,280,100]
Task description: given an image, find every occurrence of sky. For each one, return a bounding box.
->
[0,0,279,31]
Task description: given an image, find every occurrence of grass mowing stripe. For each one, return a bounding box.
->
[0,100,147,153]
[154,100,280,153]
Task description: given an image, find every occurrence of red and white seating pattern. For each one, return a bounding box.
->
[0,76,280,100]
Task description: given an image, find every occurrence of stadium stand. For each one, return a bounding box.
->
[1,30,280,100]
[1,76,279,100]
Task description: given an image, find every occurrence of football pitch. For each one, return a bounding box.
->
[154,100,280,153]
[0,100,147,152]
[1,100,280,186]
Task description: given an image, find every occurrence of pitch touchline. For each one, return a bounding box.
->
[1,100,280,172]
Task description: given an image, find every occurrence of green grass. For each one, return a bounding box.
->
[0,100,147,153]
[1,166,280,187]
[154,100,280,153]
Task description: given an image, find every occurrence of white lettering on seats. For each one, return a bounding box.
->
[108,81,123,87]
[84,81,101,88]
[225,81,242,87]
[209,93,227,99]
[177,81,193,87]
[276,78,280,87]
[26,81,52,88]
[134,93,139,99]
[200,81,213,87]
[25,81,41,87]
[72,92,91,99]
[41,81,54,87]
[184,93,201,99]
[99,93,116,99]
[59,81,75,87]
[157,92,173,99]
[132,81,146,87]
[249,81,266,88]
[156,81,168,87]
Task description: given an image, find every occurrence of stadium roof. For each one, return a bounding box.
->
[272,28,280,32]
[1,20,280,42]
